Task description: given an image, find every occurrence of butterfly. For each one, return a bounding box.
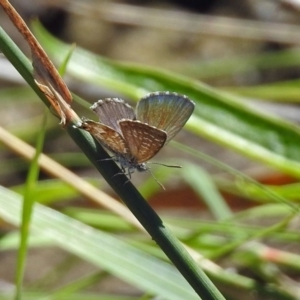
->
[79,91,195,176]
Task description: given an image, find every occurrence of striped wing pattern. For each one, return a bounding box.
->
[119,120,167,163]
[136,92,195,143]
[80,120,128,155]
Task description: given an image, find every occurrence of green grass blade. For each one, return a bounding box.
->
[225,79,300,102]
[183,164,232,220]
[15,112,47,300]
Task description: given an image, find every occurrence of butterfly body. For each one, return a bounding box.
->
[80,91,194,176]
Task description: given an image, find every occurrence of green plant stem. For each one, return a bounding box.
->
[0,25,225,300]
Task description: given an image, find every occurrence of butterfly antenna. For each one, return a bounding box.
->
[146,168,165,190]
[148,162,182,168]
[98,157,114,162]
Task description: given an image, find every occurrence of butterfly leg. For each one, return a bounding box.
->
[111,165,129,179]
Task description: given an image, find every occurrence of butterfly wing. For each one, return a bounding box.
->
[91,98,135,134]
[136,92,195,143]
[119,120,167,163]
[80,119,129,155]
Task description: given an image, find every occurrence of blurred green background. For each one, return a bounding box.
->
[1,1,300,299]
